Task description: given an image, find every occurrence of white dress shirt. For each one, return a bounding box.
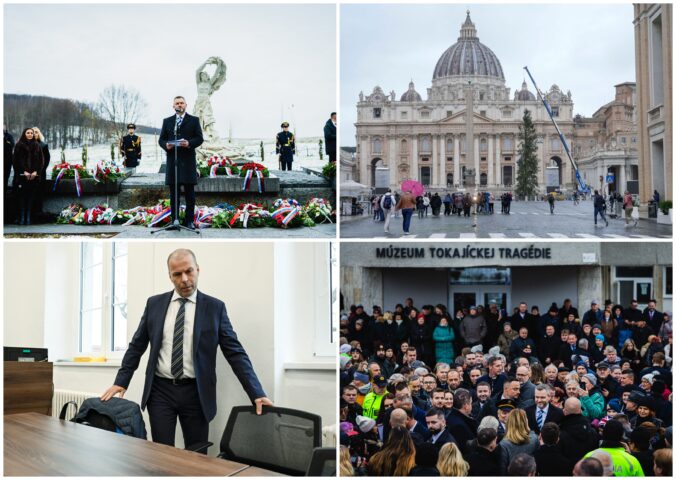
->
[156,290,197,379]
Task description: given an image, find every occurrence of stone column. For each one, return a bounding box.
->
[360,136,370,186]
[488,135,494,186]
[538,136,547,189]
[388,136,397,188]
[474,136,480,185]
[619,163,627,194]
[495,134,502,186]
[454,135,461,187]
[411,135,418,181]
[578,266,603,315]
[440,135,446,188]
[432,134,439,186]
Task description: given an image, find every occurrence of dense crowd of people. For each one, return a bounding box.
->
[339,297,672,476]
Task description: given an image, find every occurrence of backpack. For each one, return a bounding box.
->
[383,194,392,209]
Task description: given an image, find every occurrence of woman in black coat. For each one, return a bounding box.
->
[33,127,51,216]
[12,127,44,225]
[409,314,435,367]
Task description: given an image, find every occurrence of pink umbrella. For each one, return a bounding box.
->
[401,180,425,197]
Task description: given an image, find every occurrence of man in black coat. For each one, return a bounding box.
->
[539,324,562,365]
[510,302,536,337]
[120,123,142,172]
[425,407,456,453]
[4,124,14,195]
[323,112,336,163]
[276,122,295,171]
[525,384,564,435]
[558,397,599,463]
[445,389,477,454]
[643,299,663,332]
[465,428,502,476]
[159,96,204,229]
[534,422,574,476]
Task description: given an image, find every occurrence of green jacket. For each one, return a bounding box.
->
[362,391,386,420]
[584,448,644,476]
[580,391,605,419]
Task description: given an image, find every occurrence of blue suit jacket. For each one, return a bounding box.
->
[114,290,266,421]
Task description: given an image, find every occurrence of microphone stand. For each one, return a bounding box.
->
[152,112,200,235]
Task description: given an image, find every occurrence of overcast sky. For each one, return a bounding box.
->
[4,3,336,139]
[341,3,636,146]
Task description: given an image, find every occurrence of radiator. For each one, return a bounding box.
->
[322,424,337,447]
[52,389,99,420]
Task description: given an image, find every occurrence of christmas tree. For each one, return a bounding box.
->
[516,109,539,198]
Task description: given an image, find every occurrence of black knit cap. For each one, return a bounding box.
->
[602,419,625,442]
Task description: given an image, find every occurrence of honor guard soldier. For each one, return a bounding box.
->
[276,121,295,171]
[120,123,142,174]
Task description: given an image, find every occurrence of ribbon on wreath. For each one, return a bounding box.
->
[148,207,172,227]
[271,199,301,226]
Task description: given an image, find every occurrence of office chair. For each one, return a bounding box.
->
[305,447,336,476]
[217,405,322,476]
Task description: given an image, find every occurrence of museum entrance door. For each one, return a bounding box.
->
[447,267,512,315]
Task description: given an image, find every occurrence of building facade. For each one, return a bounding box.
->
[354,12,578,194]
[634,3,672,212]
[341,242,672,318]
[575,83,639,196]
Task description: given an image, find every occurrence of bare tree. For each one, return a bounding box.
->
[98,84,147,141]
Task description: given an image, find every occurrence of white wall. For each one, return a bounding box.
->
[4,243,47,347]
[4,241,335,453]
[274,243,336,432]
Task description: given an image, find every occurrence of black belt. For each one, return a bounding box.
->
[155,375,196,386]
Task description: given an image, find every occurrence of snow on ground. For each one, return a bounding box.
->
[57,134,327,174]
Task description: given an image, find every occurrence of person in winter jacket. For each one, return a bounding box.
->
[497,322,518,358]
[461,306,487,348]
[433,317,455,365]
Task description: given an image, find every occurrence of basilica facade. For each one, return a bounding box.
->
[353,12,579,194]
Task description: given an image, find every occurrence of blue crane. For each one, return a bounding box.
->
[524,66,590,194]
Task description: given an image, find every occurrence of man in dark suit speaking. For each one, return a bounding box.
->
[159,96,204,229]
[101,248,272,448]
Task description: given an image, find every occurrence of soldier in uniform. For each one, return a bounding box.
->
[275,121,295,171]
[119,123,142,174]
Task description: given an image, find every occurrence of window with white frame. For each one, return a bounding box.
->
[80,243,128,357]
[312,243,336,357]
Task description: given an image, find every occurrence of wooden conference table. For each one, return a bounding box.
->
[4,413,285,476]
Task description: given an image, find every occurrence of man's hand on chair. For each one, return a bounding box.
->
[100,385,126,402]
[254,397,273,415]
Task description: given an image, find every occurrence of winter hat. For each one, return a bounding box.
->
[356,415,376,433]
[602,419,625,442]
[607,398,622,412]
[340,356,351,369]
[595,334,606,342]
[353,372,369,384]
[471,344,484,354]
[582,373,597,387]
[638,395,657,412]
[340,344,352,354]
[488,346,501,357]
[642,373,655,385]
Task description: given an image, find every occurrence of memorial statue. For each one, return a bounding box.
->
[194,56,245,161]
